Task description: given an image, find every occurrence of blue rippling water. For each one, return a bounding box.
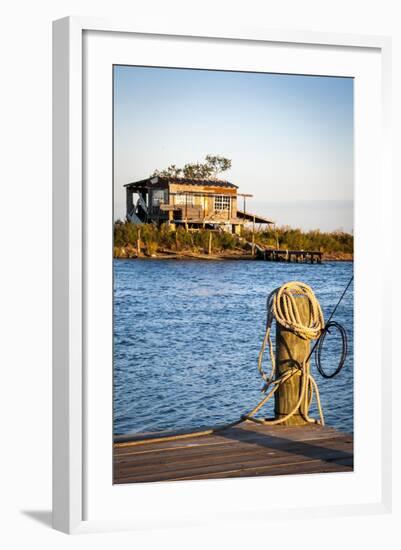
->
[113,260,353,435]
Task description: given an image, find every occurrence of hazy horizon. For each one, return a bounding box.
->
[113,66,353,232]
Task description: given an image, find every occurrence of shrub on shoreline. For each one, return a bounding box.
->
[241,226,353,254]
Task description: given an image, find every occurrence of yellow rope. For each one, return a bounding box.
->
[250,281,325,426]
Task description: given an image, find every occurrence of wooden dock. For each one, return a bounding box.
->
[261,249,322,263]
[113,422,353,484]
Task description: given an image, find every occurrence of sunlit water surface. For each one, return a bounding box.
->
[114,260,353,435]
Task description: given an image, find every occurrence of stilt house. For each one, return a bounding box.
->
[125,176,273,233]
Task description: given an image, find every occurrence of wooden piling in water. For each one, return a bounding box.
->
[261,249,322,263]
[274,295,311,426]
[137,228,141,257]
[251,215,256,256]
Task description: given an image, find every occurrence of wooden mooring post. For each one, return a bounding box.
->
[274,295,311,425]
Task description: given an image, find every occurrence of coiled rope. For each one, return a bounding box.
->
[245,281,326,426]
[257,281,324,386]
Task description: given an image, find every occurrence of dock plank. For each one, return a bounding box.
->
[113,422,353,484]
[116,437,351,469]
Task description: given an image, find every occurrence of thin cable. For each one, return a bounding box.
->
[315,320,348,379]
[304,275,353,365]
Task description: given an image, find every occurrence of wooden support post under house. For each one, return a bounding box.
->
[274,224,279,250]
[208,232,212,255]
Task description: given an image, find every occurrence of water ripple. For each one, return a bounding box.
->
[114,260,353,435]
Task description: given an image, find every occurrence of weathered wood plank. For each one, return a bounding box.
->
[115,436,352,468]
[113,423,353,484]
[116,448,353,483]
[169,458,353,482]
[114,422,345,452]
[115,449,353,484]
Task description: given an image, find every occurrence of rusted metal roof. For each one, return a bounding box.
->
[125,176,238,189]
[236,210,274,224]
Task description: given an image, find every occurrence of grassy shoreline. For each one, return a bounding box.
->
[114,222,353,262]
[114,249,353,261]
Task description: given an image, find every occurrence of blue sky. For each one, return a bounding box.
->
[114,66,353,232]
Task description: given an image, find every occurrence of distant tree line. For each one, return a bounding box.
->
[152,155,232,179]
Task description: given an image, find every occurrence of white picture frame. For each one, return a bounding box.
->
[52,16,392,534]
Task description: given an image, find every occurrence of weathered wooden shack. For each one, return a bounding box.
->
[125,176,273,233]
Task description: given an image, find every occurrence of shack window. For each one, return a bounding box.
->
[152,189,167,206]
[214,195,231,210]
[174,193,194,206]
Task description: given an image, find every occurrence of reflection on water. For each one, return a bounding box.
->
[114,260,353,435]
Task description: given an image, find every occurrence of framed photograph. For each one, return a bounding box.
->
[52,17,391,534]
